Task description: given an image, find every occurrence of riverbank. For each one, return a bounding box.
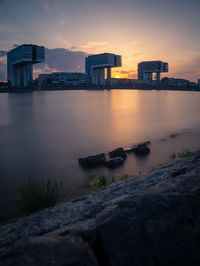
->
[0,151,200,265]
[1,84,200,93]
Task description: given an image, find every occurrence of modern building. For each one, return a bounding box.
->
[38,74,52,86]
[52,72,92,85]
[198,79,200,86]
[85,53,122,85]
[138,61,168,82]
[7,44,45,87]
[161,77,190,87]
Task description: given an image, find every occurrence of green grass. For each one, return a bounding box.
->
[19,178,60,215]
[178,149,193,158]
[119,174,132,180]
[170,149,193,160]
[89,174,133,191]
[90,175,109,191]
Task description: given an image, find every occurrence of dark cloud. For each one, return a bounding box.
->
[0,61,6,81]
[0,50,7,57]
[34,48,88,75]
[45,48,88,72]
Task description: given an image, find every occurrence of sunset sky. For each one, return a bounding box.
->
[0,0,200,81]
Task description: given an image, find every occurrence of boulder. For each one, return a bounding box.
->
[109,147,127,158]
[132,143,150,155]
[79,153,106,168]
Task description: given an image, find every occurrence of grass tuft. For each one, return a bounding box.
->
[90,175,109,191]
[178,149,193,158]
[89,174,133,192]
[19,178,60,215]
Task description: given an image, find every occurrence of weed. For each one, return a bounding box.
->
[119,174,132,180]
[90,174,133,192]
[19,178,60,215]
[97,176,107,187]
[178,149,193,158]
[90,175,108,191]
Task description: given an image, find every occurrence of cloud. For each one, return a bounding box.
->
[169,56,200,81]
[33,48,88,77]
[0,61,6,81]
[0,50,7,57]
[133,52,142,57]
[115,69,137,78]
[0,50,7,81]
[80,41,109,53]
[81,41,108,47]
[0,47,89,80]
[13,44,20,48]
[70,46,77,50]
[0,44,19,57]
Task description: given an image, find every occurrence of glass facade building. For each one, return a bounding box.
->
[7,44,45,87]
[52,72,92,85]
[138,61,168,81]
[85,53,122,85]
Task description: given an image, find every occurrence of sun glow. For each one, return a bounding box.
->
[115,76,120,78]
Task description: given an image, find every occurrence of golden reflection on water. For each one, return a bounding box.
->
[105,90,200,147]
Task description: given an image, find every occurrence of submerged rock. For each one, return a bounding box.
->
[105,157,124,168]
[1,152,200,266]
[109,147,127,158]
[79,153,106,168]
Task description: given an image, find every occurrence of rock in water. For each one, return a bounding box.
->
[79,153,106,168]
[109,147,127,158]
[133,143,150,155]
[106,157,124,168]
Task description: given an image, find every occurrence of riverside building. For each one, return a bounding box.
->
[7,44,45,87]
[138,61,168,82]
[52,72,92,85]
[85,53,122,86]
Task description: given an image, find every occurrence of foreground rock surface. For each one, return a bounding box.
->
[1,152,200,266]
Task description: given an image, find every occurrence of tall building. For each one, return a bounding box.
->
[52,72,92,85]
[85,53,122,85]
[138,61,168,82]
[7,44,45,87]
[198,79,200,86]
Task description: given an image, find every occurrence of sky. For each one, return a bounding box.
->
[0,0,200,81]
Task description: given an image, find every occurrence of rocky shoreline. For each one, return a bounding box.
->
[0,152,200,265]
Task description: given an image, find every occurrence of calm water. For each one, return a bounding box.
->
[0,89,200,220]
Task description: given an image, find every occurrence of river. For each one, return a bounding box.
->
[0,89,200,221]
